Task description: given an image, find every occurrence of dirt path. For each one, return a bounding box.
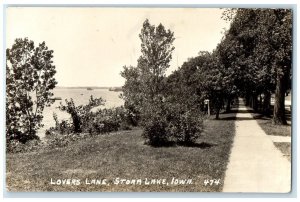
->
[223,98,291,193]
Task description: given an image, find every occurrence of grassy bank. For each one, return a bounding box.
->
[273,142,291,162]
[6,112,236,192]
[254,110,291,162]
[255,118,291,137]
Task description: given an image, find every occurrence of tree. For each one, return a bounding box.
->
[138,19,176,145]
[198,51,229,119]
[166,49,236,120]
[265,9,292,124]
[120,65,142,126]
[221,9,262,110]
[165,52,210,112]
[138,19,175,99]
[221,9,292,124]
[121,19,176,145]
[6,38,57,143]
[121,19,175,123]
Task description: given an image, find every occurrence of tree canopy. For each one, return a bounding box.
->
[6,38,57,143]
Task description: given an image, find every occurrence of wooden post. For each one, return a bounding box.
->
[205,99,210,116]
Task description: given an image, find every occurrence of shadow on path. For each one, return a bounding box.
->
[218,102,291,122]
[220,116,270,121]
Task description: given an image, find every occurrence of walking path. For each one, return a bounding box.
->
[223,98,291,193]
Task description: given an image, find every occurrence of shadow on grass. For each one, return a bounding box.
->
[146,141,177,148]
[177,142,217,148]
[252,108,291,122]
[146,141,217,149]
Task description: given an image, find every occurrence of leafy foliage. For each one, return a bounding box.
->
[166,51,234,119]
[49,96,132,137]
[220,9,292,124]
[121,19,204,146]
[86,107,132,135]
[121,19,175,116]
[6,38,57,144]
[165,103,204,144]
[120,65,143,126]
[58,96,105,133]
[141,99,204,146]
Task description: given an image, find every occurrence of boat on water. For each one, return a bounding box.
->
[50,97,62,101]
[87,87,93,90]
[109,87,122,92]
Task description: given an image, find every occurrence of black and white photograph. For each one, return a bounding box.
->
[4,6,293,193]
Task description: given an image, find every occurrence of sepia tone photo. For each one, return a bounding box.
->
[5,7,292,192]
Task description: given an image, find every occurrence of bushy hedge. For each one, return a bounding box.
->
[7,96,135,153]
[141,98,204,146]
[50,96,132,137]
[86,107,131,135]
[45,105,133,150]
[142,102,169,146]
[58,96,105,133]
[166,105,204,144]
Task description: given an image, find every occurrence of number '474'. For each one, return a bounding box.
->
[204,179,221,186]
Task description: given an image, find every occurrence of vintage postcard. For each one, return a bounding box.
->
[5,6,292,193]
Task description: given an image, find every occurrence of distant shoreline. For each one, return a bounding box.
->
[55,86,121,90]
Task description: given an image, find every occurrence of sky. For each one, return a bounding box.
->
[6,7,230,87]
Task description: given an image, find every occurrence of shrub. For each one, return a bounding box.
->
[142,98,204,146]
[142,112,170,146]
[86,106,132,135]
[51,98,132,137]
[167,110,204,144]
[52,113,73,135]
[58,96,105,133]
[44,106,134,149]
[141,97,172,146]
[87,111,120,134]
[115,106,135,130]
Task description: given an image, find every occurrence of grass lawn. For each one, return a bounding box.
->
[254,107,291,137]
[254,110,291,162]
[255,118,291,137]
[6,114,236,192]
[273,142,291,162]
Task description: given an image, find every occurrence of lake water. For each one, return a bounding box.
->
[38,88,124,138]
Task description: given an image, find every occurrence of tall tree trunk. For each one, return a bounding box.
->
[263,91,271,116]
[215,98,222,120]
[226,97,231,112]
[249,95,252,108]
[250,95,254,109]
[253,94,258,111]
[273,70,287,125]
[215,108,220,120]
[245,93,250,106]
